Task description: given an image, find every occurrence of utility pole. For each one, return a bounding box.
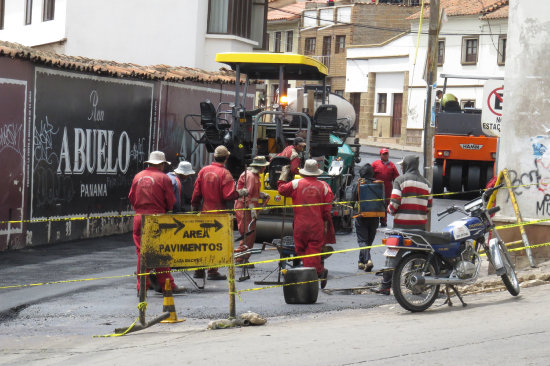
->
[423,0,440,230]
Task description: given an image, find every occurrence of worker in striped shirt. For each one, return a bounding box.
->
[371,155,432,295]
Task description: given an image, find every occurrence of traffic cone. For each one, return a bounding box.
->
[160,278,185,323]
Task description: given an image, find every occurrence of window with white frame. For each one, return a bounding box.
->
[336,6,351,24]
[0,0,5,29]
[335,35,346,54]
[286,31,293,52]
[304,37,316,55]
[43,0,55,21]
[498,36,506,65]
[437,39,445,66]
[377,93,387,114]
[319,8,334,26]
[25,0,33,25]
[208,0,267,48]
[461,36,479,65]
[274,32,281,52]
[303,10,317,28]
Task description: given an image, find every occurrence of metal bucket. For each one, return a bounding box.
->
[283,267,319,304]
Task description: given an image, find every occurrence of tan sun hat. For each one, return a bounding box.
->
[299,159,323,176]
[249,156,269,167]
[214,145,230,158]
[174,161,195,175]
[145,151,168,165]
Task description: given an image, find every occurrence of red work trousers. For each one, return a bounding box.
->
[133,215,175,291]
[234,209,256,260]
[293,229,325,275]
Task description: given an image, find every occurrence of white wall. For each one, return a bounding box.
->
[205,35,259,71]
[407,16,507,129]
[1,0,260,71]
[496,0,550,220]
[64,0,199,67]
[0,0,67,46]
[345,35,411,93]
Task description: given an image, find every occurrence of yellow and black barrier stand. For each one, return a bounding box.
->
[113,264,170,335]
[490,169,536,267]
[140,213,236,322]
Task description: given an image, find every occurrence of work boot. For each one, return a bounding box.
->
[234,245,248,253]
[370,286,390,295]
[148,271,162,293]
[319,269,328,289]
[207,271,227,281]
[171,285,186,294]
[358,262,366,270]
[365,260,374,272]
[193,269,205,279]
[322,245,334,259]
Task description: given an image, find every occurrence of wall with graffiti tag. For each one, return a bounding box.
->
[496,0,550,261]
[0,55,250,251]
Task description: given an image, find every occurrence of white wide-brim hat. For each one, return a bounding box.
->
[174,161,195,175]
[145,151,167,165]
[299,159,323,176]
[249,156,270,167]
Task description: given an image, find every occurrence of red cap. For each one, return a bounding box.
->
[380,148,389,155]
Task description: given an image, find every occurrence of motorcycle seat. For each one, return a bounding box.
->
[398,229,453,245]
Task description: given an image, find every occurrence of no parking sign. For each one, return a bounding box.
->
[481,79,504,137]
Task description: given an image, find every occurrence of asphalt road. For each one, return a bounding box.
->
[1,283,549,365]
[0,148,471,338]
[0,195,468,338]
[2,148,548,364]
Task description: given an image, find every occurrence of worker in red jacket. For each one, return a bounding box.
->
[129,151,183,294]
[277,136,306,175]
[277,159,335,289]
[372,148,400,227]
[191,145,248,280]
[234,156,270,263]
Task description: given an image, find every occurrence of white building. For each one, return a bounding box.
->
[0,0,268,71]
[345,0,508,147]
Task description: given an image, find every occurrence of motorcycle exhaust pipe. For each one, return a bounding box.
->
[409,275,474,286]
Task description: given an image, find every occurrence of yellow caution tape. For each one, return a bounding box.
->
[3,238,548,292]
[93,302,147,338]
[0,183,541,225]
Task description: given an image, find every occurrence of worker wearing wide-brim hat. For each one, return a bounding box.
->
[234,156,271,263]
[168,161,196,212]
[191,145,248,281]
[129,151,184,294]
[277,159,335,289]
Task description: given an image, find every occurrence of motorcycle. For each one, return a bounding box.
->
[380,184,520,312]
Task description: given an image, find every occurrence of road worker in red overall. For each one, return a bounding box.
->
[277,159,335,289]
[191,145,248,280]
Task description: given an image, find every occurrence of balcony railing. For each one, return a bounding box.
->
[312,55,331,69]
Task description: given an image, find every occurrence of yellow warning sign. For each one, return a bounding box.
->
[141,213,233,268]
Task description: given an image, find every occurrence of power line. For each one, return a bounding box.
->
[268,5,507,37]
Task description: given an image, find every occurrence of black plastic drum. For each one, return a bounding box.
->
[283,267,319,304]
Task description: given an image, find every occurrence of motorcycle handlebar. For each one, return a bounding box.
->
[437,205,456,219]
[483,184,504,200]
[487,206,500,215]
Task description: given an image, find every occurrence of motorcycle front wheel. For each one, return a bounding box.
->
[392,253,440,312]
[498,241,520,296]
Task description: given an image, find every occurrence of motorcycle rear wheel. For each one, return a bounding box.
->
[392,253,440,312]
[498,241,520,296]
